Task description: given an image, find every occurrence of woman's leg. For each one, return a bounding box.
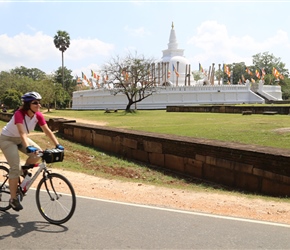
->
[18,138,42,165]
[0,135,22,210]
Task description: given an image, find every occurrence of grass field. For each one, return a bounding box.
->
[42,109,290,150]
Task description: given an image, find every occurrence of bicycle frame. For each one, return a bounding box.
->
[21,161,47,194]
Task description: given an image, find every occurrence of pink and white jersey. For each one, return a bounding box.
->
[1,109,46,137]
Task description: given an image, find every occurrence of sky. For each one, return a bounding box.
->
[0,0,290,79]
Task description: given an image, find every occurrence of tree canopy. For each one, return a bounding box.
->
[0,65,76,110]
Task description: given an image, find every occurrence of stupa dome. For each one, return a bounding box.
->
[170,56,190,72]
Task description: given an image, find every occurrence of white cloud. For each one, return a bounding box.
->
[0,32,55,60]
[124,25,151,37]
[0,32,115,73]
[66,38,114,61]
[187,20,290,68]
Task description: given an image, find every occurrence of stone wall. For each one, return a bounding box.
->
[167,105,290,114]
[58,121,290,197]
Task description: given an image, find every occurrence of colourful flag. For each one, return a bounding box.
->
[272,67,280,79]
[87,79,93,88]
[199,63,204,73]
[82,72,93,87]
[224,64,231,77]
[245,67,253,76]
[172,64,179,77]
[261,68,266,79]
[82,72,88,81]
[91,70,97,79]
[255,69,261,79]
[241,74,245,83]
[76,77,82,84]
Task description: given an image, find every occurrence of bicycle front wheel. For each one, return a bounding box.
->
[36,173,76,225]
[0,165,11,211]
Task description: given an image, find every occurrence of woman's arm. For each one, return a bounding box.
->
[40,123,60,147]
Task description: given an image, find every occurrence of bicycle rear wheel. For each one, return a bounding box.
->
[36,173,76,225]
[0,165,11,211]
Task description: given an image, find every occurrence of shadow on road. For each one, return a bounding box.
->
[0,211,68,239]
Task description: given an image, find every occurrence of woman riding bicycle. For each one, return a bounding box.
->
[0,92,64,211]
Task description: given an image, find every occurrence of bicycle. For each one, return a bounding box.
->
[0,149,76,225]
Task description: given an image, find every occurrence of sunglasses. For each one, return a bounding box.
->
[31,101,41,105]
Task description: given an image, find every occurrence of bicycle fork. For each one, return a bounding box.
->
[43,174,60,201]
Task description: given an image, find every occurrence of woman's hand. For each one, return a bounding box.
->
[56,144,64,150]
[26,146,39,153]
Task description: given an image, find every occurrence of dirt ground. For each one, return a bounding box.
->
[3,115,290,225]
[54,168,290,225]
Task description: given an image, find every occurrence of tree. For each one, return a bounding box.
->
[10,66,46,81]
[33,78,55,112]
[53,30,70,88]
[191,70,204,82]
[53,67,76,107]
[252,52,289,85]
[102,53,158,112]
[1,89,22,110]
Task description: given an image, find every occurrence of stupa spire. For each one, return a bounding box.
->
[161,22,185,62]
[168,22,178,50]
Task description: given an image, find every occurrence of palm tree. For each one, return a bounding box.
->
[53,30,70,88]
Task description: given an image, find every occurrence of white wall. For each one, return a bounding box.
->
[72,84,277,110]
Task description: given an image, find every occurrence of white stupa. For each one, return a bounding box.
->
[161,22,190,86]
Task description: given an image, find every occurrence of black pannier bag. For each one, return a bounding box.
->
[42,149,64,163]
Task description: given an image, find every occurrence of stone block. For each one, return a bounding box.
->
[235,174,260,192]
[195,154,206,162]
[216,158,234,170]
[261,179,290,196]
[184,158,203,178]
[122,138,138,149]
[164,154,184,172]
[144,140,163,153]
[234,162,253,174]
[149,152,164,167]
[131,149,148,162]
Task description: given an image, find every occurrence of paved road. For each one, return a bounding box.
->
[1,191,290,249]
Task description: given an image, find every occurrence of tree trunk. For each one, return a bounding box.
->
[126,100,134,111]
[62,51,64,88]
